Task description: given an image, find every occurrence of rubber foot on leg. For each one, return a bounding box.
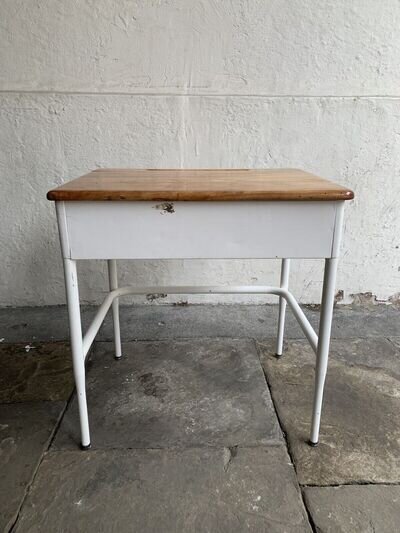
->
[80,442,91,451]
[308,440,318,447]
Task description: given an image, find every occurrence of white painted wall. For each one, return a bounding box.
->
[1,0,399,306]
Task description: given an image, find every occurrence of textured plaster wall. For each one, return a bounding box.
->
[0,0,399,306]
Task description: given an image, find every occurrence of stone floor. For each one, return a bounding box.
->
[0,304,399,532]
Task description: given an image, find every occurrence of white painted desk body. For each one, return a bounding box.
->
[47,169,354,450]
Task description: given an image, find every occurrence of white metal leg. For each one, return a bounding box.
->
[276,258,290,356]
[309,258,339,445]
[107,259,122,359]
[63,258,91,449]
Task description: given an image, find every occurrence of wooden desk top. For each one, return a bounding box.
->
[47,169,354,202]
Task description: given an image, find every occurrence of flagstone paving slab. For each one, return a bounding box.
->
[0,402,64,533]
[258,338,400,485]
[0,343,73,403]
[54,338,282,450]
[15,447,312,533]
[304,485,400,533]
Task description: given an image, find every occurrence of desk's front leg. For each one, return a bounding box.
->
[309,257,338,445]
[63,258,91,449]
[56,201,90,449]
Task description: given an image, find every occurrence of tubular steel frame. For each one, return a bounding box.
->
[62,260,338,450]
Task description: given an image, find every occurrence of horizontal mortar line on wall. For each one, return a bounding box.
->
[0,90,400,99]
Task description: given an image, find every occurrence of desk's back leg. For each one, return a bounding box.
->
[309,257,338,446]
[64,258,91,449]
[108,260,122,360]
[276,258,290,356]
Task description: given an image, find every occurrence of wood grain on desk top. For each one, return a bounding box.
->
[47,169,354,201]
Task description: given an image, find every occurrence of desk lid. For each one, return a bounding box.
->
[47,169,354,201]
